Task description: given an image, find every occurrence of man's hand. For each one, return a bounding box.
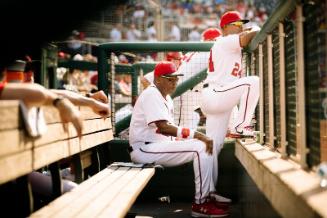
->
[55,98,83,138]
[194,132,213,155]
[201,136,213,155]
[89,99,111,118]
[89,91,108,104]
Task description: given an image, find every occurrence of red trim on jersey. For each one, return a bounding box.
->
[0,81,6,97]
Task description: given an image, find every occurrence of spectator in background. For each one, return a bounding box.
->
[146,21,157,41]
[67,30,84,56]
[133,4,145,29]
[188,26,201,41]
[110,23,123,41]
[115,75,131,96]
[126,23,142,41]
[167,21,181,41]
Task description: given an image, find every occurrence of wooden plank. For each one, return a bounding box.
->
[0,150,32,184]
[0,130,28,157]
[80,130,113,151]
[30,166,118,217]
[33,129,113,170]
[0,101,110,129]
[79,107,111,120]
[0,100,21,130]
[50,167,132,218]
[235,140,327,218]
[98,168,155,218]
[81,150,92,169]
[43,106,108,124]
[0,118,112,157]
[76,167,141,218]
[0,129,113,184]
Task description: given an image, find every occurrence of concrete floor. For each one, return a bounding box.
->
[128,142,281,218]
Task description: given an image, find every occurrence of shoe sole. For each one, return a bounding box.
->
[227,133,253,139]
[191,211,229,217]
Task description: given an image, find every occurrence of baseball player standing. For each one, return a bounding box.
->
[201,11,260,157]
[129,61,229,217]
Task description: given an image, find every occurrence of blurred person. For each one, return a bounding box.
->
[188,26,201,41]
[110,23,123,42]
[146,21,157,41]
[115,75,131,97]
[126,23,142,41]
[133,4,145,29]
[67,30,84,56]
[167,21,181,41]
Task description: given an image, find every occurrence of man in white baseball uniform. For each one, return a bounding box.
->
[129,61,229,217]
[201,11,260,155]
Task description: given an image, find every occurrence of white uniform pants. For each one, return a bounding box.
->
[200,76,259,154]
[130,139,216,204]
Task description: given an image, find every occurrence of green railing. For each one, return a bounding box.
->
[97,42,214,97]
[97,42,214,135]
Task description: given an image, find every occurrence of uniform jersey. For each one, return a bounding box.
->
[129,84,174,146]
[205,34,242,85]
[143,52,209,128]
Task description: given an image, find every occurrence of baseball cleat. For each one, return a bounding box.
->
[191,201,229,217]
[227,127,254,138]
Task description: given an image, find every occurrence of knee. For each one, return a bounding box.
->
[193,141,206,153]
[252,76,259,85]
[249,76,259,89]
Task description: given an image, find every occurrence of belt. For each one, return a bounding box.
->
[203,83,209,88]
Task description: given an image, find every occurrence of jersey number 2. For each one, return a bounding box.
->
[231,62,241,77]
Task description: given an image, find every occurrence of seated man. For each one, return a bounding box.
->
[128,61,228,217]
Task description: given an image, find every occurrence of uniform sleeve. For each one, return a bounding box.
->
[144,71,154,84]
[143,89,170,125]
[215,34,241,52]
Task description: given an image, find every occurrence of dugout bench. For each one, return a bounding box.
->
[0,100,155,217]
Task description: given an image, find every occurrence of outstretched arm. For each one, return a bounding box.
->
[239,27,260,48]
[51,89,110,118]
[1,83,83,137]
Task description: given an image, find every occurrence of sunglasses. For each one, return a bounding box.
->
[161,76,179,82]
[229,21,243,27]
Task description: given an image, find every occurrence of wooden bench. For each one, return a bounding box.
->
[0,100,155,217]
[30,163,155,218]
[0,100,113,185]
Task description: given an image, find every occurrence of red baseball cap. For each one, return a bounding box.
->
[220,11,249,28]
[154,61,184,77]
[201,28,222,41]
[165,52,183,61]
